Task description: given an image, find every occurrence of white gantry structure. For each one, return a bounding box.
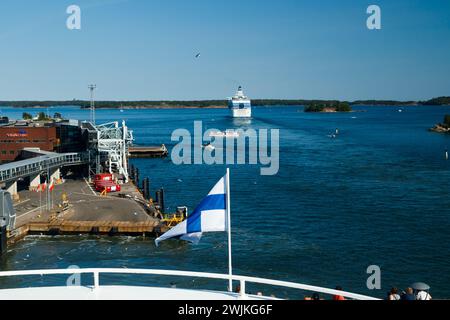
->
[95,121,134,182]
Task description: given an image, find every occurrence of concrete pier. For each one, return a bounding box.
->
[6,178,168,247]
[0,121,173,255]
[129,145,168,158]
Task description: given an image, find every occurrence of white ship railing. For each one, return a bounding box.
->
[0,268,379,300]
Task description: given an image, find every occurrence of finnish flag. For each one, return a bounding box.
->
[155,174,228,246]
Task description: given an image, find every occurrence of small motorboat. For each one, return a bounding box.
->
[202,143,216,151]
[209,130,240,138]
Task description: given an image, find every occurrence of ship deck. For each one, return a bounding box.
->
[0,286,272,300]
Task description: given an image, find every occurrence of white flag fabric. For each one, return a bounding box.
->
[155,174,227,246]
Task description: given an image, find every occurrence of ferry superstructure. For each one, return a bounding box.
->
[228,86,252,118]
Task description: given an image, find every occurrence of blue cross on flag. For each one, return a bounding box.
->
[155,173,228,246]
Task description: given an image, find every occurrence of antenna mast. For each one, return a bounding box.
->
[88,84,97,125]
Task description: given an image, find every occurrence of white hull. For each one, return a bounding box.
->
[0,286,271,301]
[231,108,252,118]
[209,130,240,138]
[228,86,252,118]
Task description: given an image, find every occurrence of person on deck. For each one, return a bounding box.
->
[332,286,346,301]
[401,288,416,301]
[416,290,432,300]
[387,287,401,300]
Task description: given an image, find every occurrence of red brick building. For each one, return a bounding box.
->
[0,124,57,163]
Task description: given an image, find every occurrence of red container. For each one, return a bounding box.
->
[94,173,113,182]
[95,180,121,193]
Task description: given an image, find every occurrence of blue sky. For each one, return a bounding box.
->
[0,0,449,101]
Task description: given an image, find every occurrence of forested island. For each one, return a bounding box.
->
[0,96,449,109]
[421,97,450,106]
[304,101,352,113]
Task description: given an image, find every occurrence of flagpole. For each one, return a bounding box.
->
[51,183,53,209]
[47,164,50,211]
[226,168,233,292]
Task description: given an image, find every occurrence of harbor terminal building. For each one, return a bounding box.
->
[0,118,87,164]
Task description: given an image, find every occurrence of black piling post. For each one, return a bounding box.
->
[109,227,119,236]
[0,226,7,256]
[155,190,161,206]
[160,188,165,214]
[142,178,149,200]
[130,165,135,181]
[135,168,140,190]
[146,178,151,200]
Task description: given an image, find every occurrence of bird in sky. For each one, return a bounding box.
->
[195,53,201,58]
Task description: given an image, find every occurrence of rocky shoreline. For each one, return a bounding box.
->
[430,124,450,133]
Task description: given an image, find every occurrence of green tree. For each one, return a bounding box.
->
[22,112,32,120]
[304,103,325,112]
[37,112,48,121]
[423,97,450,106]
[336,102,352,112]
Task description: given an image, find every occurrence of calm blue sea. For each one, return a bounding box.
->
[1,105,450,299]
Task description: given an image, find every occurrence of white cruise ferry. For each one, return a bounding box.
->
[228,86,252,118]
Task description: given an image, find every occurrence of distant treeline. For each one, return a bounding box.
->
[1,97,449,108]
[0,100,227,108]
[420,97,450,106]
[351,100,417,106]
